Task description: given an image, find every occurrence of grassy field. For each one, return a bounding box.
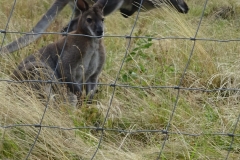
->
[0,0,240,159]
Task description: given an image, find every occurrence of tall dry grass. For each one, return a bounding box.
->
[0,0,240,159]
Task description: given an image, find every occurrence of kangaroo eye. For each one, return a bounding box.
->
[102,18,104,22]
[86,18,92,23]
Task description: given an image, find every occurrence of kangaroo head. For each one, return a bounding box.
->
[77,0,106,38]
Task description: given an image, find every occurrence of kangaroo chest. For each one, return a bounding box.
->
[74,42,101,82]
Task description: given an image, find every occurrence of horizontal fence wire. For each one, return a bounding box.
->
[0,0,239,160]
[1,30,240,42]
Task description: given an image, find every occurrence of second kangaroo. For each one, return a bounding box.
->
[12,0,106,104]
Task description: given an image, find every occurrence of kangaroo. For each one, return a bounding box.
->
[0,0,189,54]
[11,0,106,105]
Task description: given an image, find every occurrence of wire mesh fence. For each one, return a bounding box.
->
[0,0,240,159]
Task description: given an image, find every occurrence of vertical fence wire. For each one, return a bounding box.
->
[157,0,209,158]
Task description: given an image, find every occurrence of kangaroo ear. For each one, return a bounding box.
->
[93,0,108,10]
[76,0,89,11]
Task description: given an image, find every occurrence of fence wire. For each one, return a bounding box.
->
[0,0,239,159]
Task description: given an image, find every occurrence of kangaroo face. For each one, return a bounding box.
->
[80,7,105,37]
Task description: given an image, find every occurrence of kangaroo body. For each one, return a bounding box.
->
[12,0,106,104]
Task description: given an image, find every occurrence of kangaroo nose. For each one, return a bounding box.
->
[97,30,103,36]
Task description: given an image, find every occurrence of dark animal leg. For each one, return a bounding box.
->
[120,0,143,18]
[120,8,138,18]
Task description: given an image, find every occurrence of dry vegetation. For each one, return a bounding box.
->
[0,0,240,159]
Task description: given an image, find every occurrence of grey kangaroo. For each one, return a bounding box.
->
[0,0,189,54]
[12,0,106,104]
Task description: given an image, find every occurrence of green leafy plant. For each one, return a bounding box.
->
[121,36,153,83]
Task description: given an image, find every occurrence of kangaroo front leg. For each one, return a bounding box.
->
[60,68,83,103]
[67,82,83,105]
[85,75,98,103]
[67,83,82,96]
